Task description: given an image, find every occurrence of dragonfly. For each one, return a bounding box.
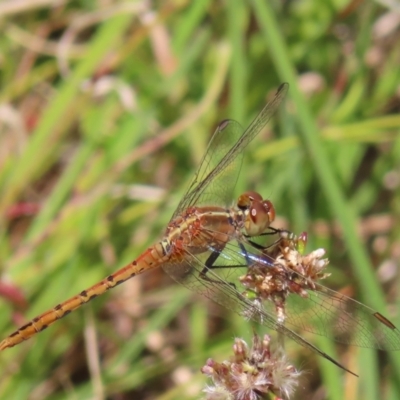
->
[1,83,399,376]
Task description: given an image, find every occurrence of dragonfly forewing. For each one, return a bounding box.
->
[239,231,400,352]
[162,238,358,376]
[276,284,400,351]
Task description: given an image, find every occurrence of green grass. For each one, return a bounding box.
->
[1,1,400,399]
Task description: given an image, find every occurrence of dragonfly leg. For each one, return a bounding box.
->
[199,241,252,287]
[199,245,229,284]
[243,226,287,252]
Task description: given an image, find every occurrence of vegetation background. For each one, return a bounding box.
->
[0,1,399,399]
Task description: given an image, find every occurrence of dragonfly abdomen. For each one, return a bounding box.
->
[0,243,167,350]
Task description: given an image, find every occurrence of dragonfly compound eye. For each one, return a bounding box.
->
[243,197,275,236]
[237,191,263,210]
[263,199,275,224]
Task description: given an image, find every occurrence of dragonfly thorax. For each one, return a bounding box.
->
[237,191,275,236]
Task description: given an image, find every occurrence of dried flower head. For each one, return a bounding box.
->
[202,334,300,400]
[240,231,330,324]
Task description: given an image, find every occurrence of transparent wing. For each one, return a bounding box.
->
[263,281,400,351]
[162,239,355,374]
[164,235,400,351]
[172,83,288,219]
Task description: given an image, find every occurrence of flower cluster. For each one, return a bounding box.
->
[201,334,300,400]
[240,232,330,324]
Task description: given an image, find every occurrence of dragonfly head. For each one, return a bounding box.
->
[237,191,275,236]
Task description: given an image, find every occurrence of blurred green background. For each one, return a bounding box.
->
[0,1,400,399]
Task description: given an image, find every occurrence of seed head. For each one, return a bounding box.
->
[201,334,300,400]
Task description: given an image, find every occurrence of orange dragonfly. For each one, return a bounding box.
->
[1,83,399,376]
